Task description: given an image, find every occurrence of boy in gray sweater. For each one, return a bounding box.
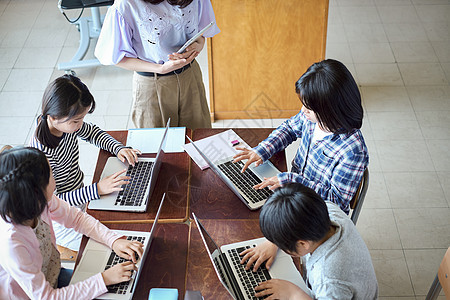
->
[240,183,378,299]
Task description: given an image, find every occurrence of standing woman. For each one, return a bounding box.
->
[95,0,220,129]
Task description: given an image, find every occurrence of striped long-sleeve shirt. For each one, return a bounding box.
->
[254,110,369,214]
[30,121,126,207]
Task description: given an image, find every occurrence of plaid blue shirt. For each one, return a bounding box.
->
[254,110,369,214]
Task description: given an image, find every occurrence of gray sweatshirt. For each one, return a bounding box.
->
[304,202,378,299]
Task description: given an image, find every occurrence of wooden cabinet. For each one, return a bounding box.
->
[208,0,329,120]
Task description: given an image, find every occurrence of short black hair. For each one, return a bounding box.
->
[0,147,50,225]
[143,0,193,8]
[295,59,363,134]
[35,74,95,148]
[259,183,331,253]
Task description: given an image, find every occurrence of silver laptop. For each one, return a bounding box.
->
[88,120,170,212]
[70,193,166,300]
[192,213,310,300]
[186,135,280,210]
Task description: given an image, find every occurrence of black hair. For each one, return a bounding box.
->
[143,0,193,8]
[0,147,50,225]
[295,59,363,134]
[35,74,95,148]
[259,183,331,253]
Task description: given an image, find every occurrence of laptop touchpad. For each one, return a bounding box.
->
[80,250,108,273]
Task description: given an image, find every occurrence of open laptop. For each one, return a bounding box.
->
[88,120,170,212]
[186,135,280,210]
[192,213,310,300]
[70,193,166,300]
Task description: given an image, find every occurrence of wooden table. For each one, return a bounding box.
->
[186,219,263,300]
[87,130,191,223]
[76,223,189,300]
[189,128,287,220]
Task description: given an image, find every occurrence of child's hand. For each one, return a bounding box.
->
[254,176,281,191]
[112,238,144,263]
[117,148,141,167]
[254,279,308,300]
[233,147,263,173]
[97,169,130,196]
[101,261,137,286]
[239,240,278,272]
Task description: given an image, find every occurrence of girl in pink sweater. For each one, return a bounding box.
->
[0,147,144,300]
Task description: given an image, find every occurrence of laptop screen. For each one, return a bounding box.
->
[192,214,235,296]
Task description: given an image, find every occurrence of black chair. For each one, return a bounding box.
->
[350,168,369,225]
[57,0,114,73]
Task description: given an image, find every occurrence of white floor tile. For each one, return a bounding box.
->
[361,86,413,112]
[377,5,420,23]
[0,91,41,117]
[394,207,450,248]
[432,41,450,62]
[368,111,422,140]
[345,23,388,42]
[427,139,450,171]
[384,172,448,208]
[407,85,450,111]
[390,42,439,63]
[404,248,448,296]
[370,249,415,297]
[340,6,381,24]
[90,90,133,116]
[2,68,53,92]
[349,42,395,63]
[416,5,450,23]
[15,47,61,69]
[423,22,450,42]
[383,22,429,42]
[398,63,448,86]
[355,63,403,86]
[416,110,450,139]
[0,48,21,69]
[0,116,34,145]
[357,208,403,249]
[376,140,435,172]
[363,171,391,209]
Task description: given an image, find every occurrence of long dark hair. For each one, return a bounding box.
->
[0,147,50,225]
[35,75,95,148]
[295,59,363,134]
[143,0,193,8]
[259,183,331,253]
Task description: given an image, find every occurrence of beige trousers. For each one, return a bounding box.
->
[131,60,212,130]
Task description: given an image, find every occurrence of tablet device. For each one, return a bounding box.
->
[176,22,214,53]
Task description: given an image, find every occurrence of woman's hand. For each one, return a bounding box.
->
[233,147,263,173]
[168,36,205,61]
[101,261,137,286]
[97,169,130,196]
[112,238,144,263]
[253,176,282,191]
[254,279,310,300]
[159,51,197,74]
[239,240,278,272]
[117,148,141,167]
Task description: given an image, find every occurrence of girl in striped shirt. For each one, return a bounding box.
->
[30,75,141,251]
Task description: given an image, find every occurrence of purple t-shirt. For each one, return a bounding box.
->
[95,0,220,65]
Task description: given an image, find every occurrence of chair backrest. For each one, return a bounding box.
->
[57,245,78,262]
[426,247,450,300]
[350,169,369,225]
[438,247,450,297]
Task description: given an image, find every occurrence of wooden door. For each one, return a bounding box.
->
[208,0,328,120]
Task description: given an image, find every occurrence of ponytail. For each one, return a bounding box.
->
[35,75,96,148]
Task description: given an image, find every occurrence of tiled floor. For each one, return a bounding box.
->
[0,0,449,298]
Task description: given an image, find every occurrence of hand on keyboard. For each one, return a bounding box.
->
[102,260,137,286]
[233,147,263,173]
[112,238,144,263]
[253,176,281,191]
[239,240,278,272]
[118,148,141,167]
[254,279,307,300]
[98,169,130,196]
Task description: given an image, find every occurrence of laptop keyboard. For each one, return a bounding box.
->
[217,160,273,204]
[104,236,146,294]
[228,245,271,300]
[115,160,154,206]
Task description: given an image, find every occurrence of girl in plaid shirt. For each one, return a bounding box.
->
[234,59,368,215]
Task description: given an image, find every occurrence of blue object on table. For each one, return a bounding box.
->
[148,288,178,300]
